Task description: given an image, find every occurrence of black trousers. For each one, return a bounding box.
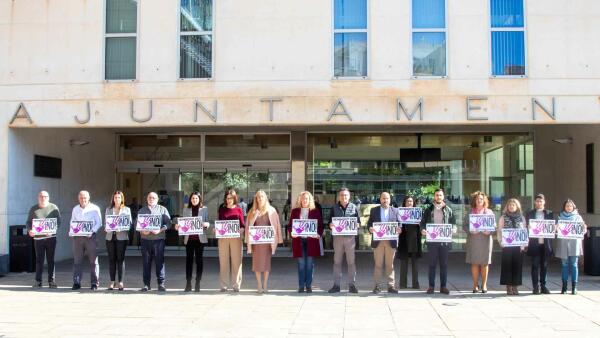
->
[500,247,523,286]
[427,243,449,288]
[530,245,548,287]
[399,256,419,288]
[34,237,56,283]
[106,239,127,282]
[186,240,205,281]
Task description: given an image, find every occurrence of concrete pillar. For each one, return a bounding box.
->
[290,131,307,202]
[0,112,10,274]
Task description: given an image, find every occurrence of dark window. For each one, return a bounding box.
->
[586,143,594,213]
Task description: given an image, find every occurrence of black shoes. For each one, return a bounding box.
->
[72,284,81,290]
[33,282,42,288]
[372,286,381,294]
[561,281,568,294]
[184,280,192,292]
[328,285,340,293]
[533,286,540,295]
[194,280,200,293]
[140,285,150,292]
[572,282,577,295]
[48,281,57,289]
[541,286,550,294]
[158,284,167,292]
[388,287,399,294]
[306,287,313,293]
[298,287,305,293]
[90,284,98,291]
[348,284,358,294]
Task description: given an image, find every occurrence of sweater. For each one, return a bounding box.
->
[26,203,61,240]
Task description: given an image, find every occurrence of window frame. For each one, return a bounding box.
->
[409,0,448,79]
[177,0,215,81]
[331,0,370,80]
[102,0,140,82]
[488,0,528,78]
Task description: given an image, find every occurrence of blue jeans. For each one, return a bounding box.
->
[297,239,314,288]
[561,256,578,283]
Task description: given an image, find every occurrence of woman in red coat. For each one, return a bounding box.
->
[288,191,324,293]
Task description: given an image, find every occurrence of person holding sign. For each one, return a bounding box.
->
[138,192,171,292]
[26,190,61,288]
[104,191,131,291]
[288,191,323,293]
[246,190,283,293]
[464,191,495,294]
[556,199,588,295]
[420,188,456,295]
[497,199,527,295]
[217,189,245,292]
[525,193,554,295]
[70,190,102,291]
[328,187,361,294]
[367,192,402,294]
[397,196,422,290]
[174,192,210,292]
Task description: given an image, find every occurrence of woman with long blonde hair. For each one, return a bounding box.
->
[288,191,323,293]
[245,190,283,293]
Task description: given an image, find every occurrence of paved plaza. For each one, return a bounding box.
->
[1,253,600,337]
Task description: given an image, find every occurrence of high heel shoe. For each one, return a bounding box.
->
[107,282,115,291]
[118,282,124,291]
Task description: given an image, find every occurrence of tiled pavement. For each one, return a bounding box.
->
[1,253,600,337]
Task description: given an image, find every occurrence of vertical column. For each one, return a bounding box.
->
[290,131,307,202]
[0,115,10,274]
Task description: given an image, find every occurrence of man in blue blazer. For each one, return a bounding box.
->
[368,192,402,294]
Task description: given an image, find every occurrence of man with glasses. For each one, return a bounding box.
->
[138,192,171,292]
[328,188,361,294]
[26,191,61,288]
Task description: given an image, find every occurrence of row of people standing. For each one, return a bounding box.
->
[27,188,588,295]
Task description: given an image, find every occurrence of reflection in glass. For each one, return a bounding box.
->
[334,33,368,77]
[180,0,212,32]
[413,32,446,76]
[180,35,212,78]
[105,37,136,80]
[106,0,137,34]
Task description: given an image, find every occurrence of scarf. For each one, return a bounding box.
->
[559,209,580,221]
[502,211,522,228]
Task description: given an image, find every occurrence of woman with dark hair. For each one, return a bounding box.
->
[105,190,131,291]
[465,191,494,293]
[175,192,209,292]
[217,189,245,292]
[556,199,588,294]
[497,198,527,295]
[397,196,421,289]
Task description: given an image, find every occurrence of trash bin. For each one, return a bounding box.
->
[584,226,600,276]
[9,225,36,273]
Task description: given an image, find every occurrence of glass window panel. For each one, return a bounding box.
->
[180,35,212,78]
[180,0,212,32]
[119,136,201,161]
[491,31,525,76]
[334,33,367,77]
[334,0,367,29]
[491,0,524,28]
[205,135,290,161]
[106,0,137,34]
[412,0,445,29]
[412,32,446,76]
[105,37,136,80]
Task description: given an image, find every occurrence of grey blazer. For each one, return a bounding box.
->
[180,207,209,244]
[105,206,132,241]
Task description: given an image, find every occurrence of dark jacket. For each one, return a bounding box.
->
[419,203,456,248]
[367,206,401,249]
[525,209,554,257]
[287,208,324,258]
[397,222,422,259]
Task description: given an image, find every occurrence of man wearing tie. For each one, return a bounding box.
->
[368,192,402,294]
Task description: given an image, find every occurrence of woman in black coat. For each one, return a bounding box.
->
[397,196,422,289]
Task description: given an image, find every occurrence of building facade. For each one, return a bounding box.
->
[1,0,600,272]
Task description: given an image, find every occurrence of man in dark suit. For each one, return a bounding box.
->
[368,192,402,294]
[525,193,554,295]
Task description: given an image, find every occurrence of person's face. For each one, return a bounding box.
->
[78,192,89,207]
[113,193,122,207]
[475,195,485,208]
[190,194,200,207]
[404,198,414,208]
[38,192,49,207]
[507,201,517,213]
[380,193,390,208]
[226,194,235,207]
[535,198,545,210]
[255,193,266,207]
[434,191,444,204]
[300,193,310,208]
[147,193,158,206]
[565,202,575,213]
[338,191,350,205]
